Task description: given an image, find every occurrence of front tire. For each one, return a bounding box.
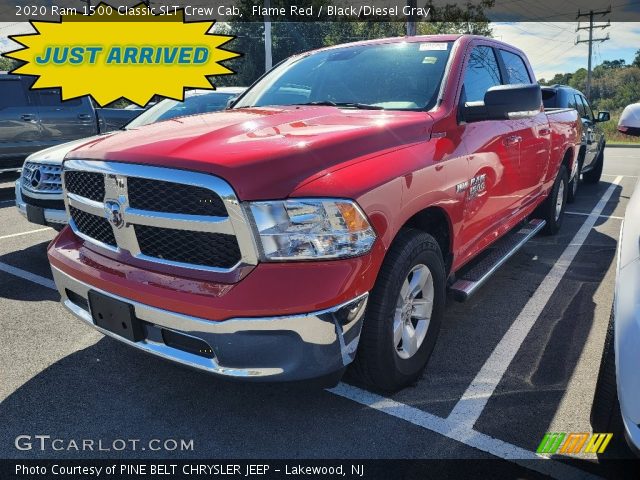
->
[583,146,604,184]
[591,307,633,458]
[539,165,568,235]
[350,229,446,392]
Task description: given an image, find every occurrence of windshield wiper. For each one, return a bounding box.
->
[293,101,384,110]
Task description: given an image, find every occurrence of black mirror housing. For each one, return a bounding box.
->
[597,111,610,122]
[463,84,542,123]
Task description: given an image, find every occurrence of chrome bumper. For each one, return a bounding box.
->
[51,266,368,381]
[15,181,67,225]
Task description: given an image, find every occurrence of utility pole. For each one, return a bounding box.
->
[264,0,272,72]
[406,0,417,36]
[576,8,610,100]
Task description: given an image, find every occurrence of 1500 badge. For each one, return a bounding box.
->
[456,173,487,198]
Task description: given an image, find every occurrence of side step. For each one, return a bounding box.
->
[449,218,546,302]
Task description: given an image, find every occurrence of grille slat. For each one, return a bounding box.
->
[127,177,227,217]
[70,206,116,247]
[65,171,105,202]
[135,225,241,268]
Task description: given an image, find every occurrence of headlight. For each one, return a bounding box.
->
[249,198,376,260]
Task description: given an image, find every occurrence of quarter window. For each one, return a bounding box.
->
[462,46,502,103]
[499,50,532,84]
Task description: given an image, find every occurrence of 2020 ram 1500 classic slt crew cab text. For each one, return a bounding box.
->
[48,35,581,391]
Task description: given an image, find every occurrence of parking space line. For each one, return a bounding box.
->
[0,228,51,241]
[566,210,624,220]
[330,383,597,480]
[446,176,623,430]
[0,262,56,290]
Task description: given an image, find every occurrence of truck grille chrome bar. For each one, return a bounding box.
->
[62,160,258,273]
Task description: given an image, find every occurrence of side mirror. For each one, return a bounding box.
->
[597,111,610,122]
[226,96,238,110]
[618,103,640,137]
[462,84,541,123]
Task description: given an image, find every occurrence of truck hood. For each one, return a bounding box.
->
[26,134,115,165]
[67,106,433,199]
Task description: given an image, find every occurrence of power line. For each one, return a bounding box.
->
[575,7,610,100]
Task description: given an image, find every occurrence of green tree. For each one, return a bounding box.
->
[0,54,18,72]
[634,49,640,68]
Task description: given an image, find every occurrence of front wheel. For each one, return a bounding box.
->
[349,229,446,392]
[538,165,568,235]
[583,147,604,184]
[591,307,633,458]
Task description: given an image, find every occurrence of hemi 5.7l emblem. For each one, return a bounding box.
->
[104,200,124,229]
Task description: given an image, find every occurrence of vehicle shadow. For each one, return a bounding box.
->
[0,334,414,459]
[0,172,20,202]
[0,241,58,303]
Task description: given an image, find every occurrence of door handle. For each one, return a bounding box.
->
[503,135,522,146]
[538,128,551,136]
[77,113,92,120]
[21,114,35,121]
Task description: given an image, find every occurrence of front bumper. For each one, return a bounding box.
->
[15,181,67,226]
[51,265,368,382]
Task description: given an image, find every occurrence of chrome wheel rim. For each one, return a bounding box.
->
[393,264,434,360]
[555,180,565,221]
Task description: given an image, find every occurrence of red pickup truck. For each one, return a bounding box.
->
[48,35,581,391]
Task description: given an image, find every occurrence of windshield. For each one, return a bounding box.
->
[234,41,453,111]
[125,91,237,129]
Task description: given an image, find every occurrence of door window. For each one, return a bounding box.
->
[36,89,82,107]
[0,81,28,109]
[499,50,531,84]
[578,95,594,121]
[574,94,588,119]
[462,46,502,103]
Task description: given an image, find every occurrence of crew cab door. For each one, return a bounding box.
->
[457,45,521,260]
[496,48,550,206]
[575,93,600,170]
[0,77,43,165]
[35,89,97,148]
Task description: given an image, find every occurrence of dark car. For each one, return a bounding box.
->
[0,73,143,171]
[542,85,610,201]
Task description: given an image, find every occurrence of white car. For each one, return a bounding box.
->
[591,102,640,455]
[15,87,246,229]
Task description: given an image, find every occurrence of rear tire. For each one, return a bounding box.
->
[538,165,568,236]
[583,147,604,184]
[350,229,446,392]
[591,307,633,458]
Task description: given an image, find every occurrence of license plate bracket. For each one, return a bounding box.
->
[88,290,144,342]
[26,204,46,225]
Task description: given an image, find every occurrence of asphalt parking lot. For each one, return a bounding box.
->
[0,148,638,479]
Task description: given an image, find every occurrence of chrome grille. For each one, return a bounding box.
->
[21,162,63,194]
[63,160,258,273]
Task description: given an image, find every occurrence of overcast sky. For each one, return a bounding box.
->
[2,21,639,81]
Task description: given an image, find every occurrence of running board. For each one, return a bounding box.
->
[449,219,546,302]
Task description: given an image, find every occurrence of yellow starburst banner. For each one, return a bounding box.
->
[5,2,240,106]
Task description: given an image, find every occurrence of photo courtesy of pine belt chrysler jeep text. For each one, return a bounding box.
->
[48,35,581,391]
